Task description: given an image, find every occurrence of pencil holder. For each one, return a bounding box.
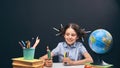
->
[23,48,35,60]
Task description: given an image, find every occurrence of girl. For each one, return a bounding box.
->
[40,23,93,67]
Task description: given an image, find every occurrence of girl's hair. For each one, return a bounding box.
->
[58,23,87,41]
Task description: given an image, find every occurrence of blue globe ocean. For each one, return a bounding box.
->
[88,29,113,54]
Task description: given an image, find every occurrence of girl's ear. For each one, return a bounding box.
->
[77,36,79,40]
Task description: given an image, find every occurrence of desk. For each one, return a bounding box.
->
[44,63,113,68]
[45,63,85,68]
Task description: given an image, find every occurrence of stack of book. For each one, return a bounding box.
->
[12,57,44,68]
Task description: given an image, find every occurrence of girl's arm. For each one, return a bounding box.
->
[63,52,93,65]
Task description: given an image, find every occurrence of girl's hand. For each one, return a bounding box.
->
[63,57,73,65]
[45,59,53,67]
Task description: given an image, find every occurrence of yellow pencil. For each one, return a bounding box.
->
[64,52,67,58]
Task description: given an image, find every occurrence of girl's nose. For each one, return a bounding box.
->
[69,35,72,38]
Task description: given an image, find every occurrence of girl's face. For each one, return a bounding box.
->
[64,27,79,45]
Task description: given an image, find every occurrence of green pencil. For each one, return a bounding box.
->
[47,46,51,60]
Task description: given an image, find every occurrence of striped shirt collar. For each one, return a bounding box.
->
[63,42,77,48]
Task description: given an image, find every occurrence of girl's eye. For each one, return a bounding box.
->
[65,33,77,37]
[71,34,76,36]
[65,33,69,36]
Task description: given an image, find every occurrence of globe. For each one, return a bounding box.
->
[88,29,113,54]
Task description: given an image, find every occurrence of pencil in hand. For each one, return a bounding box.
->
[64,52,69,65]
[47,46,51,60]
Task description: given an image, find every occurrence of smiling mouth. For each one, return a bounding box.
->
[67,40,73,43]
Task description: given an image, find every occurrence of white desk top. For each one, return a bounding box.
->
[45,63,85,68]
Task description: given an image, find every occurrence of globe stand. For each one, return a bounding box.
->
[85,53,113,68]
[91,53,103,65]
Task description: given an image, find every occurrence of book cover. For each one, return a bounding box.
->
[12,57,44,67]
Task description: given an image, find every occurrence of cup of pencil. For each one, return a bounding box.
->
[18,36,40,60]
[23,47,35,60]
